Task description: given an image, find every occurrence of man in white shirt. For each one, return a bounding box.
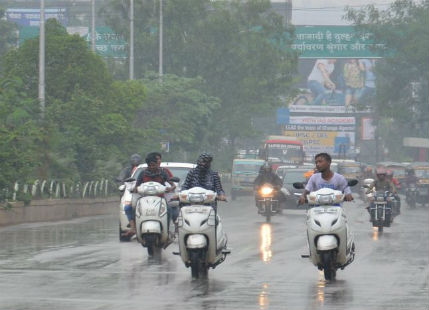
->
[307,59,337,105]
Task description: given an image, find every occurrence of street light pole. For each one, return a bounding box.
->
[39,0,45,117]
[91,0,96,52]
[158,0,163,81]
[129,0,134,80]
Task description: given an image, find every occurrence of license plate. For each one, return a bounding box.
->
[145,208,157,216]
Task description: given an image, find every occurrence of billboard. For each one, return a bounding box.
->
[284,116,356,158]
[17,25,127,59]
[288,26,379,110]
[6,8,67,27]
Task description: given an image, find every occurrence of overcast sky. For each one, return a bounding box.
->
[290,0,396,25]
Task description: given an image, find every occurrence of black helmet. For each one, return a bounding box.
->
[130,154,142,166]
[197,153,213,164]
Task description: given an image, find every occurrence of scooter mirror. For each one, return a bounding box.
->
[293,182,305,189]
[347,179,358,187]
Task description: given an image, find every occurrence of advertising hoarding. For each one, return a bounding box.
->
[6,8,67,27]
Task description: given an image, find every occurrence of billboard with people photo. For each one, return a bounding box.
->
[289,26,381,112]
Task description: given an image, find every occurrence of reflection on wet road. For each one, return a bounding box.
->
[260,224,272,263]
[0,195,427,309]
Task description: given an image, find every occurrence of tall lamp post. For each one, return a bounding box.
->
[39,0,45,117]
[129,0,134,80]
[159,0,163,81]
[91,0,96,52]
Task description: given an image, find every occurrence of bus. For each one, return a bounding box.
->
[259,136,305,169]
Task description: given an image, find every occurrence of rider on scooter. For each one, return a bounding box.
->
[298,153,353,205]
[121,154,176,236]
[254,162,284,212]
[182,153,227,204]
[118,153,142,182]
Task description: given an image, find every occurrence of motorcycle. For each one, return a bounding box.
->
[173,187,231,279]
[406,184,417,208]
[256,184,281,222]
[366,189,393,232]
[135,178,179,257]
[293,179,358,281]
[416,181,429,206]
[118,177,137,241]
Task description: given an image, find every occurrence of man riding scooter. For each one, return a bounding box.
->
[254,162,284,213]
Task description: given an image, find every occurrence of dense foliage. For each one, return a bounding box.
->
[101,0,298,159]
[346,0,429,160]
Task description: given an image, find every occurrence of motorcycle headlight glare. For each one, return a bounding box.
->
[260,186,274,197]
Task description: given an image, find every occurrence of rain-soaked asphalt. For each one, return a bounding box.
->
[0,193,428,310]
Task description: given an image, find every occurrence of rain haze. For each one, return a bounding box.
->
[0,0,427,310]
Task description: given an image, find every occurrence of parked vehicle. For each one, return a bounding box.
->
[230,159,265,200]
[293,180,358,281]
[174,187,230,279]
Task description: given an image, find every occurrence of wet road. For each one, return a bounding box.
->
[0,195,428,310]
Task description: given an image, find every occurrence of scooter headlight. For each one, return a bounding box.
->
[159,202,167,217]
[207,209,216,226]
[136,205,142,218]
[188,193,205,203]
[177,214,183,227]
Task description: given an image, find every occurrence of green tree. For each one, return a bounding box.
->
[0,77,42,190]
[346,0,429,160]
[3,19,113,104]
[1,19,147,181]
[0,7,17,73]
[101,0,298,164]
[136,72,220,159]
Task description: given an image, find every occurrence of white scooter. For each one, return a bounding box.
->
[173,187,231,279]
[294,180,357,281]
[135,179,179,256]
[118,177,137,241]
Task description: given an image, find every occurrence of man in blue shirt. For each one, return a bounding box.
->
[299,153,353,205]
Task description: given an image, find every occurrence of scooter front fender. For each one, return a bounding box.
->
[141,221,161,234]
[317,235,338,251]
[186,234,207,249]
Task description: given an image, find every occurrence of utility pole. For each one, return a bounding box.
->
[129,0,134,80]
[158,0,163,81]
[39,0,45,117]
[91,0,96,52]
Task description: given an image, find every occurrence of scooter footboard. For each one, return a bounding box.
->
[317,235,338,251]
